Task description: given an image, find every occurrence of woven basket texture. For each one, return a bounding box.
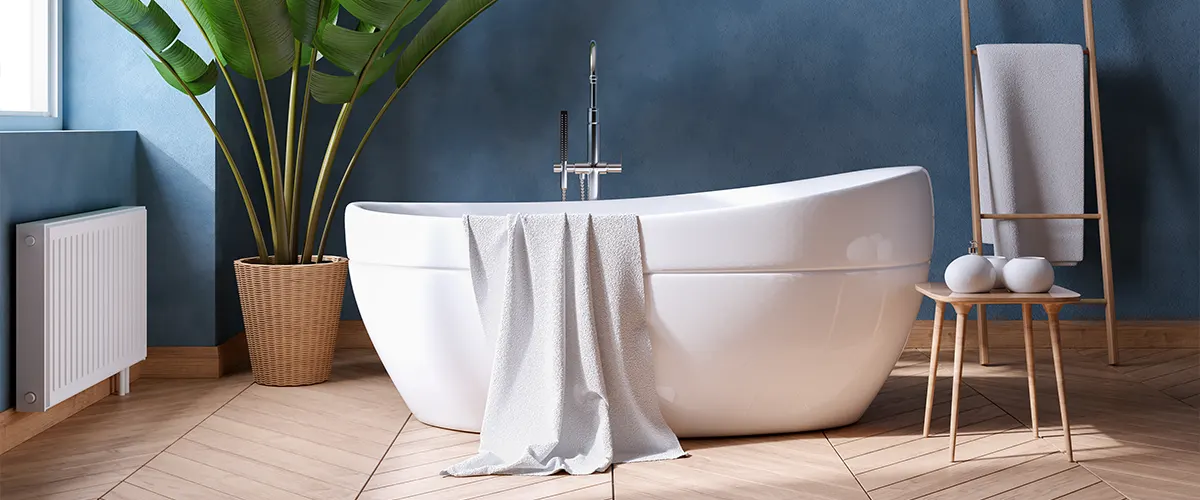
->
[234,256,348,386]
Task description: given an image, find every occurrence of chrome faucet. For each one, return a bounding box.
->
[555,41,622,201]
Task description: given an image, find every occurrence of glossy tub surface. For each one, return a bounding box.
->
[346,166,934,437]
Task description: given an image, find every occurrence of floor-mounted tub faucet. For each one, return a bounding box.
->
[555,41,622,201]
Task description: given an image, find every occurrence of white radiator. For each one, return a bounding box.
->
[15,207,147,412]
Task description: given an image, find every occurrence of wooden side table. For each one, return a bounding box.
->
[915,283,1081,462]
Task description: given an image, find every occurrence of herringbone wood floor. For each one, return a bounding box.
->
[2,346,1197,499]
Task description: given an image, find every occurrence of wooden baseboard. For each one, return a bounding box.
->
[1,367,143,454]
[336,319,1197,351]
[905,320,1198,350]
[338,320,373,349]
[140,332,250,378]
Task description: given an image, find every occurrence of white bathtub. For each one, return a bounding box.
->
[345,166,933,437]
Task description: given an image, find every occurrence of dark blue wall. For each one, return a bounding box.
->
[0,131,138,410]
[215,0,1198,332]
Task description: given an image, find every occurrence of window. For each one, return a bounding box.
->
[0,0,61,130]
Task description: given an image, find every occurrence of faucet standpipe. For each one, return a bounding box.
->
[552,41,622,201]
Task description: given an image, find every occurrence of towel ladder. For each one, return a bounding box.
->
[959,0,1119,365]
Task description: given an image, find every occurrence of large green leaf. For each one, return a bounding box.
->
[95,0,180,52]
[310,48,401,104]
[150,56,219,94]
[179,0,224,64]
[160,40,211,81]
[392,0,433,33]
[339,0,409,28]
[346,0,431,46]
[286,0,339,44]
[395,0,496,88]
[199,0,296,79]
[94,0,219,96]
[314,24,383,73]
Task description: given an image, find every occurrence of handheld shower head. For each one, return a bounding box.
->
[559,110,569,196]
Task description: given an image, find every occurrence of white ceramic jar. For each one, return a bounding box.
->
[944,254,996,293]
[1003,257,1055,293]
[985,256,1008,289]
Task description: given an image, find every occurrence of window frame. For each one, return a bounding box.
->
[0,0,63,131]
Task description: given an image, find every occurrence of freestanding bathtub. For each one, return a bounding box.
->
[345,166,933,437]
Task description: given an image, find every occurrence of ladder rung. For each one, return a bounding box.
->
[1078,298,1107,305]
[981,213,1102,220]
[971,48,1089,56]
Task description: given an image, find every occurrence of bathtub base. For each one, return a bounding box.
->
[354,262,928,438]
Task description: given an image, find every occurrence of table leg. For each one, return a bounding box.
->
[1021,304,1039,438]
[949,303,972,462]
[1044,303,1073,462]
[923,301,946,437]
[977,305,990,365]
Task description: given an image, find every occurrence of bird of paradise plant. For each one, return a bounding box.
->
[94,0,496,265]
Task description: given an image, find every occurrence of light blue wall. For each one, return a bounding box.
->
[214,0,1196,326]
[63,0,218,347]
[0,131,137,410]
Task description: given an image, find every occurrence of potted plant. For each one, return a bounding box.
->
[95,0,496,385]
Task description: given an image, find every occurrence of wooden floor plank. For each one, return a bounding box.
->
[474,474,610,499]
[1182,393,1200,408]
[833,395,993,458]
[539,482,613,499]
[402,475,561,499]
[165,438,359,500]
[863,439,1057,500]
[359,474,491,500]
[842,408,1014,474]
[143,452,310,500]
[984,467,1102,500]
[8,346,1200,500]
[857,427,1045,494]
[213,403,391,458]
[0,470,131,500]
[1056,482,1129,500]
[197,414,381,472]
[364,447,477,491]
[103,482,173,500]
[124,467,240,500]
[916,455,1079,500]
[181,425,369,492]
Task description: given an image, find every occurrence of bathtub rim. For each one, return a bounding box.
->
[346,165,929,220]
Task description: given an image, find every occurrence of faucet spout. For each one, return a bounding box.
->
[587,40,599,166]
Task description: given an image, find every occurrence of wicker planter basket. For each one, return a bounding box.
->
[234,256,349,386]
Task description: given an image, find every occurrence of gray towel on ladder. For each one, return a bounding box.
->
[444,213,685,476]
[974,43,1086,264]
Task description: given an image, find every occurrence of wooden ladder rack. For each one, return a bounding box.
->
[959,0,1119,365]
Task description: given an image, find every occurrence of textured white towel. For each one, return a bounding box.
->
[444,214,684,476]
[975,44,1085,264]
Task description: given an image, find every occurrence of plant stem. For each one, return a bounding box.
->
[177,0,272,261]
[308,1,417,261]
[315,16,467,259]
[301,104,353,263]
[232,0,286,263]
[282,41,302,264]
[292,45,318,262]
[315,87,400,259]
